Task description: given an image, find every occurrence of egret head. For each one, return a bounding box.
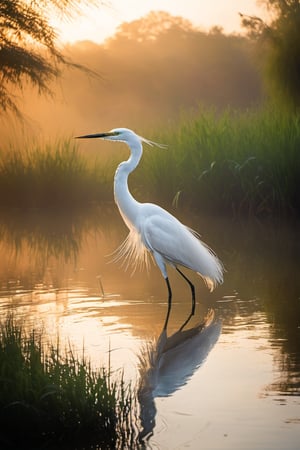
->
[76,127,167,148]
[76,127,133,142]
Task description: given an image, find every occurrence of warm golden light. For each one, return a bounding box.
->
[53,0,268,44]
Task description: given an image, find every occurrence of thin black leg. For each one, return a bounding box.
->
[163,277,172,330]
[176,267,196,330]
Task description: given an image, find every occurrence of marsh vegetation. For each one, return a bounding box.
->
[1,4,299,448]
[0,316,138,449]
[0,213,299,449]
[1,107,299,219]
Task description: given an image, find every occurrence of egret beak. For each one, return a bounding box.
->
[75,132,115,139]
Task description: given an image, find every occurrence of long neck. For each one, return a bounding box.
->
[114,140,142,229]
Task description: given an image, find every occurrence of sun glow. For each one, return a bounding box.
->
[53,0,267,44]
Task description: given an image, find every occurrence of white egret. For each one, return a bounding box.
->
[76,128,223,328]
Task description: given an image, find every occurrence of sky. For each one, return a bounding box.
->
[54,0,268,44]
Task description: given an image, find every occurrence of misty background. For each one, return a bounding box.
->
[1,11,263,145]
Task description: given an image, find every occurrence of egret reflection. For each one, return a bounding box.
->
[137,309,221,441]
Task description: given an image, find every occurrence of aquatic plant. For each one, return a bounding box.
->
[140,106,300,218]
[0,139,113,210]
[0,316,139,449]
[0,106,299,219]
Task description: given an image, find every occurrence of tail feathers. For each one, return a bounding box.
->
[185,227,224,291]
[197,247,224,292]
[198,270,223,292]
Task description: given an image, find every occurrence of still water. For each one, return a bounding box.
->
[0,208,299,449]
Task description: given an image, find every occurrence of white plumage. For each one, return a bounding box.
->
[76,127,224,328]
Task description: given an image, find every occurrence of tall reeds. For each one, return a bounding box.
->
[0,316,139,449]
[0,140,113,210]
[139,106,300,218]
[0,106,299,218]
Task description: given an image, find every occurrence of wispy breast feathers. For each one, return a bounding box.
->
[111,227,152,274]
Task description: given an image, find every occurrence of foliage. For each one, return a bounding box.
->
[0,106,299,220]
[0,316,139,449]
[240,0,300,108]
[0,0,100,117]
[110,10,195,41]
[0,10,262,143]
[0,139,113,209]
[104,11,261,112]
[137,106,300,218]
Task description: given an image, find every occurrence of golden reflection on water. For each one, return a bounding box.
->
[137,309,222,440]
[0,209,299,448]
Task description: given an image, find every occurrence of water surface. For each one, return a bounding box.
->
[0,208,299,449]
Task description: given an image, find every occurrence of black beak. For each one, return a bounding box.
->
[75,132,112,139]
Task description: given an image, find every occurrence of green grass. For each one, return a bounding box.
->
[0,140,113,210]
[0,316,139,449]
[0,106,299,218]
[137,106,300,218]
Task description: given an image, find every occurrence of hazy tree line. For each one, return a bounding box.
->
[241,0,300,109]
[1,11,263,141]
[1,1,300,141]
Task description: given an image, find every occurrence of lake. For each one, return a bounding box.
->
[0,208,299,449]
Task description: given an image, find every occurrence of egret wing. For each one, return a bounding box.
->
[142,213,223,290]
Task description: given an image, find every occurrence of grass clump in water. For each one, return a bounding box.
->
[0,140,113,210]
[0,316,138,449]
[1,106,299,219]
[140,106,300,218]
